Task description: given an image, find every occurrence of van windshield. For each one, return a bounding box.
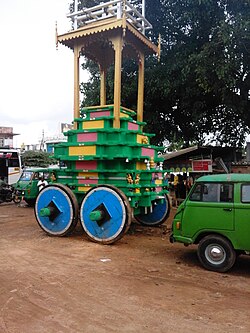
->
[20,171,33,181]
[190,183,233,203]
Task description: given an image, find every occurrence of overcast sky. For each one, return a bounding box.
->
[0,0,86,147]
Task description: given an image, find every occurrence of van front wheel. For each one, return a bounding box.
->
[197,235,236,273]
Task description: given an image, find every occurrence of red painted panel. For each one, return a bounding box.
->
[128,122,139,130]
[77,132,97,142]
[75,161,98,170]
[79,179,98,184]
[90,111,110,118]
[141,147,154,157]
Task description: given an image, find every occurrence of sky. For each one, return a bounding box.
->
[0,0,87,148]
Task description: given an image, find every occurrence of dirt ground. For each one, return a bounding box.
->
[0,202,250,333]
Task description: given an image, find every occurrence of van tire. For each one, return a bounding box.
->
[24,198,36,207]
[197,235,236,273]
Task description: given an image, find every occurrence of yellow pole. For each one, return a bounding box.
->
[73,45,80,129]
[113,35,123,128]
[137,52,145,123]
[100,67,107,106]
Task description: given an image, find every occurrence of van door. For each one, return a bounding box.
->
[234,183,250,251]
[182,182,234,238]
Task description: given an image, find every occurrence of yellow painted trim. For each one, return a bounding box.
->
[113,34,122,128]
[81,104,114,110]
[126,23,158,54]
[137,52,144,123]
[78,186,91,192]
[158,34,161,61]
[120,112,130,118]
[78,172,98,178]
[137,134,144,144]
[57,20,158,54]
[121,106,136,114]
[74,44,80,128]
[58,18,123,42]
[83,120,104,129]
[136,162,146,170]
[100,69,107,105]
[81,104,136,115]
[69,146,96,156]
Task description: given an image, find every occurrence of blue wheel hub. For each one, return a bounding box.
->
[35,184,78,236]
[80,186,131,244]
[135,195,170,226]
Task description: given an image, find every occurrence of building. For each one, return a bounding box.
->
[163,145,243,205]
[0,127,19,148]
[163,145,242,175]
[23,123,72,152]
[230,142,250,173]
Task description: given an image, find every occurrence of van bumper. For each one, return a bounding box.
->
[169,234,194,245]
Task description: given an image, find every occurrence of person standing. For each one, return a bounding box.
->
[37,177,48,191]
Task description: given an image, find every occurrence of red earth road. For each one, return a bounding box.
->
[0,202,250,332]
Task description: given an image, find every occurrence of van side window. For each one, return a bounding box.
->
[190,184,202,201]
[44,172,50,180]
[219,184,233,202]
[190,183,233,202]
[241,185,250,203]
[202,183,219,202]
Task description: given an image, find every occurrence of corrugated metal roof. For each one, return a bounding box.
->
[162,146,199,160]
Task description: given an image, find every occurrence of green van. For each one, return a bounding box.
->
[170,173,250,272]
[14,167,56,206]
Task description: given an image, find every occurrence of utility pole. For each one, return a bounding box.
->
[40,129,44,151]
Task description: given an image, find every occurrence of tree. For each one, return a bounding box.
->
[144,0,250,147]
[22,151,57,167]
[192,0,250,145]
[70,0,250,147]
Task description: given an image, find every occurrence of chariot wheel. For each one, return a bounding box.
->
[80,185,132,244]
[34,184,79,236]
[135,194,170,226]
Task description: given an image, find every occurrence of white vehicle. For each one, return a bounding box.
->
[0,149,22,185]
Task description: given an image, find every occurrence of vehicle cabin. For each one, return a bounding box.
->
[0,149,22,185]
[170,173,250,272]
[15,167,56,206]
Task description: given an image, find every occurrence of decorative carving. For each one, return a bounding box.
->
[141,136,149,144]
[126,173,133,184]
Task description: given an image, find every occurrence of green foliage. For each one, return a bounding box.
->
[71,0,250,147]
[22,151,57,167]
[145,0,250,147]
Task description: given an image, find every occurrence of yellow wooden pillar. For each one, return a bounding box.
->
[100,67,107,106]
[137,52,145,123]
[112,35,123,128]
[73,45,80,129]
